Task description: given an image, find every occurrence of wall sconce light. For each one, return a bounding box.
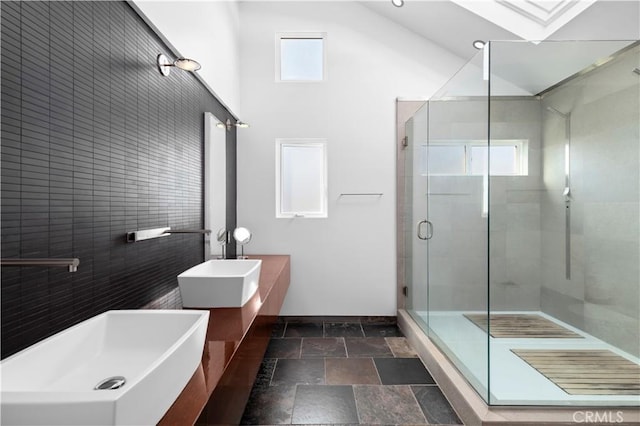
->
[157,53,201,77]
[216,119,250,131]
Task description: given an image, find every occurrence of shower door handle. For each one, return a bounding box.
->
[417,220,433,240]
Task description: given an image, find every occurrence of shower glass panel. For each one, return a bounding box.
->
[488,40,639,406]
[405,39,639,407]
[407,47,491,402]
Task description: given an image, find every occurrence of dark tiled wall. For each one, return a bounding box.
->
[0,1,237,359]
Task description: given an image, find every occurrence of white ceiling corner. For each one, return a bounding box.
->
[450,0,599,41]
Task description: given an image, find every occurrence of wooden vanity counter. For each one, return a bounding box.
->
[159,255,290,426]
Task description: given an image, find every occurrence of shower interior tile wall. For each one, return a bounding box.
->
[540,46,640,357]
[422,98,543,312]
[489,99,543,311]
[0,0,236,359]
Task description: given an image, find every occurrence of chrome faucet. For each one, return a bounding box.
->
[216,229,229,259]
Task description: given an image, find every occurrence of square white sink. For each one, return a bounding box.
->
[178,259,262,308]
[0,309,209,426]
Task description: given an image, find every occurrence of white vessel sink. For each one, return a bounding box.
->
[178,259,262,308]
[0,309,209,426]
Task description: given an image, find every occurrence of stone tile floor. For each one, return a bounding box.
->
[241,317,463,425]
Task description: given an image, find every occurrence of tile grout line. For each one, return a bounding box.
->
[358,322,365,339]
[268,357,278,386]
[351,383,363,425]
[385,337,398,358]
[371,356,384,385]
[338,336,346,359]
[288,383,299,425]
[323,356,327,385]
[407,384,430,425]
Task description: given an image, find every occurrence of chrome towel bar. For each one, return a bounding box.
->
[0,258,80,272]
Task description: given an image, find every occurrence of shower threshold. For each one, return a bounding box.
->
[398,310,640,426]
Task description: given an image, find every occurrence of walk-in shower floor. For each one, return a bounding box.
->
[414,310,640,405]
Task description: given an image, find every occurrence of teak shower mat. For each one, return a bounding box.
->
[464,313,583,338]
[512,349,640,395]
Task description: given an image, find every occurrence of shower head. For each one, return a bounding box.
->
[545,106,570,118]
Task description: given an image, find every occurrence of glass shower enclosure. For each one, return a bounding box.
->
[404,40,639,406]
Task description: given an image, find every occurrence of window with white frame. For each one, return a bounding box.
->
[276,32,326,82]
[276,139,328,218]
[420,140,528,176]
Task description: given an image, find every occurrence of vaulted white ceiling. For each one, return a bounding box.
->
[362,0,640,60]
[451,0,598,41]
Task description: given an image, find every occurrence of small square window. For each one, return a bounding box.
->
[276,139,328,218]
[276,33,326,82]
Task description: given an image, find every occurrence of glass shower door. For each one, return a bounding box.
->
[425,49,491,402]
[405,106,429,331]
[405,47,491,403]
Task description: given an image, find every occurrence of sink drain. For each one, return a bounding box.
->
[94,376,126,390]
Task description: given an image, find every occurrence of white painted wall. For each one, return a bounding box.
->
[134,1,241,116]
[237,1,463,316]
